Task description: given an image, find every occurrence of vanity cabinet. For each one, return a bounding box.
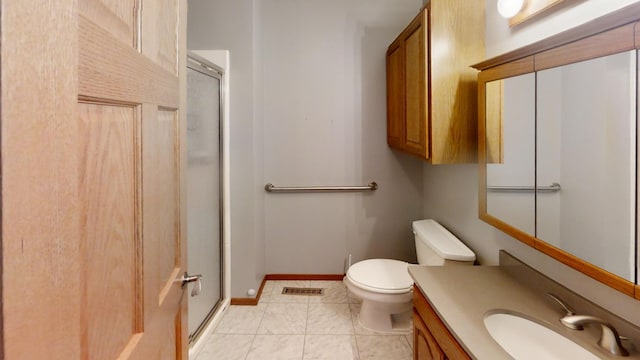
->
[413,285,470,360]
[385,1,484,164]
[413,313,445,360]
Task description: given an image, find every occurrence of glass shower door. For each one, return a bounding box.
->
[186,56,223,342]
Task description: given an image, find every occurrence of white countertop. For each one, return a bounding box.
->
[408,265,640,359]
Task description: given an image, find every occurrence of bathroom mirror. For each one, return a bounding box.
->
[485,74,536,236]
[536,50,637,282]
[474,8,640,299]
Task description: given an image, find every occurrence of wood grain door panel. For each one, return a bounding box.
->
[0,0,187,358]
[80,0,139,48]
[142,0,179,74]
[78,0,186,354]
[79,102,142,360]
[142,106,181,305]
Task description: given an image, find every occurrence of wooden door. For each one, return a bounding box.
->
[1,0,188,359]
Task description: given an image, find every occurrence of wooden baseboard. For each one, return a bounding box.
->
[229,297,259,306]
[265,274,345,281]
[230,274,345,305]
[230,276,267,306]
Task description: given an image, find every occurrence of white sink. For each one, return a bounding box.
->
[484,312,600,360]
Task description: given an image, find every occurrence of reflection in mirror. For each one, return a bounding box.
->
[536,51,636,282]
[485,80,503,163]
[485,74,536,235]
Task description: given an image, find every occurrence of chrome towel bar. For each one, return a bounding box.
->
[264,182,378,193]
[487,182,561,193]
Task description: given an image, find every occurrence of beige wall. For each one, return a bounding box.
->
[260,0,424,275]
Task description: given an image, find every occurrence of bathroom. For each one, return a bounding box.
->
[185,0,640,358]
[3,0,640,358]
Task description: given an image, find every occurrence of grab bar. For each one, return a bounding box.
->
[487,182,561,193]
[264,181,378,193]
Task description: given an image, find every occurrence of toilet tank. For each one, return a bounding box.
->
[413,219,475,266]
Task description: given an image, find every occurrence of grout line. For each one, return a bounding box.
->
[403,333,412,353]
[301,281,313,360]
[346,286,362,359]
[242,281,271,360]
[241,334,256,360]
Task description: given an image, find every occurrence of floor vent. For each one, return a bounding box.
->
[281,287,324,296]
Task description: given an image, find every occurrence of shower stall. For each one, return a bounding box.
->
[186,53,224,343]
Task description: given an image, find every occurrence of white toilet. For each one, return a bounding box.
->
[344,219,476,332]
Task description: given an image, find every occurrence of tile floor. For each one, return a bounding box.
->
[194,280,413,360]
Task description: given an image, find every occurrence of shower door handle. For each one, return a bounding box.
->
[181,272,203,297]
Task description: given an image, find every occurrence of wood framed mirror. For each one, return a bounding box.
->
[473,3,640,300]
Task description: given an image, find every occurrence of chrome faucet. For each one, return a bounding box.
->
[561,315,629,357]
[546,293,629,356]
[546,293,582,329]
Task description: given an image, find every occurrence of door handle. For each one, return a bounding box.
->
[181,272,203,297]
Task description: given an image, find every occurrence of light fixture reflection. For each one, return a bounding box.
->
[497,0,525,18]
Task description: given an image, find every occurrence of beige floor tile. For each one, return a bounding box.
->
[356,335,412,360]
[405,334,413,350]
[245,334,305,360]
[258,302,308,334]
[258,281,276,304]
[201,281,414,359]
[214,304,266,334]
[303,335,359,360]
[262,280,276,292]
[258,292,272,304]
[308,280,348,304]
[195,334,254,360]
[306,303,354,334]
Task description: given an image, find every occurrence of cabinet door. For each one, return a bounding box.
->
[387,40,404,148]
[403,12,428,158]
[414,311,447,360]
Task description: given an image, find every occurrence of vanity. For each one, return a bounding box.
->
[412,282,469,359]
[408,2,640,359]
[409,252,640,359]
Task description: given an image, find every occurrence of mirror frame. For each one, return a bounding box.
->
[472,3,640,300]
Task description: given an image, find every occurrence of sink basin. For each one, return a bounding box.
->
[484,312,599,360]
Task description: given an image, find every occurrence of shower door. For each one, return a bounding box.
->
[186,55,224,342]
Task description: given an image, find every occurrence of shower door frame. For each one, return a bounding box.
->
[186,52,225,344]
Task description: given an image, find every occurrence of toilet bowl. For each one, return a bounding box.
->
[345,219,475,332]
[344,258,413,332]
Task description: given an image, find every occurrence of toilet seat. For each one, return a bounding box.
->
[347,259,413,294]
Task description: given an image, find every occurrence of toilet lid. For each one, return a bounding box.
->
[347,259,413,294]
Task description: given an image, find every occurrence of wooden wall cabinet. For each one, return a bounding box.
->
[386,1,484,164]
[413,285,470,360]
